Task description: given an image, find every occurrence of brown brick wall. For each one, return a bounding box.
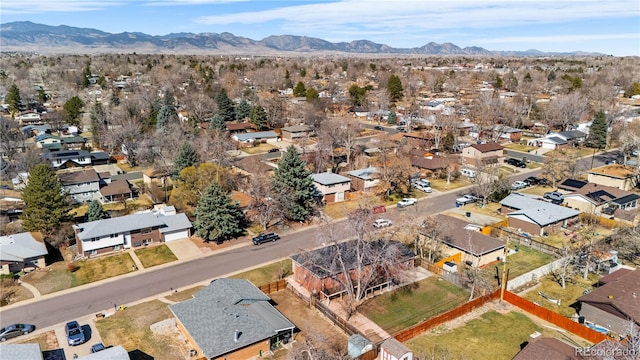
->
[213,340,270,360]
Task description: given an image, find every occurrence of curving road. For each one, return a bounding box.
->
[0,150,615,329]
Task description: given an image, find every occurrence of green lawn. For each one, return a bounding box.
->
[429,178,471,192]
[241,143,278,154]
[360,277,469,334]
[25,253,137,294]
[95,300,183,360]
[229,259,292,286]
[134,245,178,268]
[503,143,537,152]
[407,311,542,360]
[522,273,599,317]
[480,245,555,287]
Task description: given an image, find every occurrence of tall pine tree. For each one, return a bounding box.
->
[6,84,22,118]
[215,88,235,121]
[194,181,246,243]
[588,111,608,149]
[86,200,109,221]
[387,74,404,102]
[249,105,269,130]
[174,143,201,176]
[210,114,226,131]
[235,99,251,121]
[271,145,315,222]
[21,164,70,234]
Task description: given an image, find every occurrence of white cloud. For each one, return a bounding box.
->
[143,0,249,6]
[2,0,123,14]
[475,33,640,44]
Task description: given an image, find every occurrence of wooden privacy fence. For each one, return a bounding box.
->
[502,290,609,344]
[259,279,287,294]
[394,290,500,342]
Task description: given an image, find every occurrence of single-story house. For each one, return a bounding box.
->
[346,167,379,192]
[226,122,255,133]
[232,131,279,144]
[462,142,504,167]
[311,172,351,203]
[578,268,640,336]
[0,232,48,274]
[281,124,314,140]
[58,169,102,204]
[0,344,44,360]
[73,208,192,258]
[411,155,458,174]
[434,215,506,268]
[486,125,522,143]
[527,135,568,150]
[563,183,638,216]
[99,179,134,203]
[557,178,589,193]
[41,150,109,169]
[557,130,587,146]
[80,345,130,359]
[512,334,583,360]
[352,107,369,117]
[290,239,416,301]
[0,189,24,222]
[587,164,639,191]
[500,193,581,236]
[379,337,413,360]
[401,132,435,149]
[142,167,170,187]
[169,278,295,360]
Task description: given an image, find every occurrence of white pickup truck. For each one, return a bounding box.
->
[455,194,478,206]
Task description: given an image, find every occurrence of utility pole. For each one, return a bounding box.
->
[500,236,510,302]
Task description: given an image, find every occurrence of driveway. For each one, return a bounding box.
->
[55,314,103,359]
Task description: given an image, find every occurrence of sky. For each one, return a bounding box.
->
[2,0,639,56]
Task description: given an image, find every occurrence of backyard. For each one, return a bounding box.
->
[480,245,556,286]
[521,272,599,317]
[23,252,137,295]
[134,244,178,268]
[359,276,469,334]
[406,310,542,360]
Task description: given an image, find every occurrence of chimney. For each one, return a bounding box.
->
[234,330,241,343]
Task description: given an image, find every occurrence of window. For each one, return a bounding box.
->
[142,239,153,245]
[110,233,118,238]
[89,250,98,256]
[112,245,120,251]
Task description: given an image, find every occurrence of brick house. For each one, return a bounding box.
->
[290,239,416,301]
[500,193,581,236]
[346,167,379,192]
[462,142,504,167]
[434,215,505,268]
[311,172,351,203]
[169,278,295,360]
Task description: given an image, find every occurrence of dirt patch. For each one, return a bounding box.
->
[1,278,34,306]
[19,330,59,351]
[188,234,250,250]
[270,290,348,357]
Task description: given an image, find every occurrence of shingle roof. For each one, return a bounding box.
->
[282,124,312,133]
[512,337,583,360]
[290,239,415,278]
[99,179,131,197]
[578,269,640,324]
[380,337,412,358]
[311,172,351,185]
[0,232,48,262]
[80,345,130,360]
[58,169,100,185]
[158,214,192,234]
[75,213,166,240]
[346,167,379,180]
[232,131,278,142]
[470,142,503,153]
[0,344,43,360]
[501,193,581,226]
[435,215,505,256]
[169,279,294,359]
[544,136,568,144]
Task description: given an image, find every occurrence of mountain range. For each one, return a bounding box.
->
[0,21,597,56]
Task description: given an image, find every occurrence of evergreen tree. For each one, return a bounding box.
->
[174,143,201,175]
[306,87,319,101]
[210,114,226,131]
[21,164,70,234]
[293,81,306,97]
[63,96,85,126]
[215,88,235,121]
[194,181,246,243]
[524,72,532,82]
[387,111,397,125]
[6,84,22,118]
[156,103,174,130]
[387,74,404,102]
[271,145,315,222]
[494,75,504,89]
[249,105,269,130]
[235,99,251,121]
[443,132,456,152]
[587,111,608,149]
[86,200,109,221]
[626,82,640,98]
[348,84,367,107]
[89,102,106,148]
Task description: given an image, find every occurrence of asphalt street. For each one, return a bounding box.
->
[0,149,617,330]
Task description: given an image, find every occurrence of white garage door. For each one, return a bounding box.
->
[163,230,189,242]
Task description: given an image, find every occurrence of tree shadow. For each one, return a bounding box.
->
[128,350,154,360]
[45,240,64,263]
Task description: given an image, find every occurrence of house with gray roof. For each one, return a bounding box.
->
[0,343,44,360]
[79,345,130,360]
[0,232,48,274]
[73,211,192,258]
[169,278,295,360]
[231,131,279,144]
[281,124,314,140]
[311,171,351,203]
[346,167,380,192]
[58,168,103,204]
[500,193,581,236]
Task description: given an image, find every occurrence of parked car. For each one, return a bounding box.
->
[505,158,526,168]
[455,194,478,206]
[373,125,384,131]
[523,176,539,186]
[372,205,387,214]
[397,198,418,208]
[65,321,85,346]
[395,126,406,132]
[252,232,280,245]
[511,181,528,190]
[267,148,280,153]
[544,191,564,203]
[373,219,393,228]
[91,343,106,353]
[0,323,35,342]
[413,182,433,193]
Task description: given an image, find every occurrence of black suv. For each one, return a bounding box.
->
[252,232,280,245]
[505,158,526,168]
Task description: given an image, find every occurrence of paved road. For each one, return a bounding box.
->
[0,149,617,330]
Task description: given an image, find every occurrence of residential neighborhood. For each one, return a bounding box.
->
[1,38,640,360]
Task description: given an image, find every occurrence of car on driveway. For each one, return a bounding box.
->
[397,198,418,208]
[511,181,528,190]
[523,176,539,186]
[373,219,393,228]
[544,191,564,203]
[65,321,85,346]
[505,158,527,168]
[455,194,478,206]
[252,232,280,245]
[0,323,35,342]
[413,182,433,193]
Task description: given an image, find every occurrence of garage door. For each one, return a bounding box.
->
[163,230,189,242]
